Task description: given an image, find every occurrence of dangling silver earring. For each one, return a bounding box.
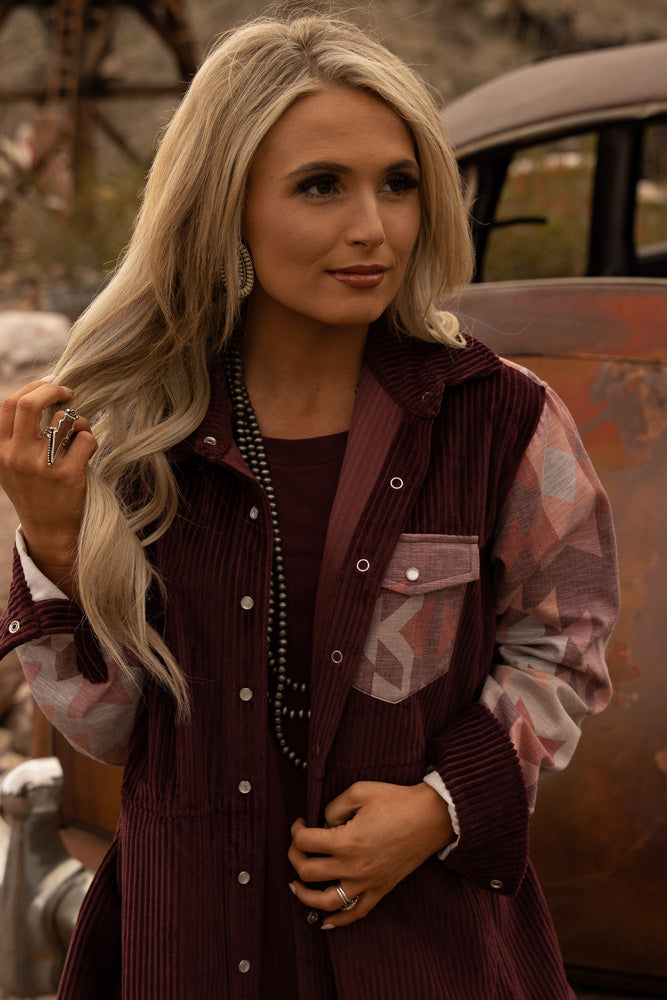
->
[222,241,254,299]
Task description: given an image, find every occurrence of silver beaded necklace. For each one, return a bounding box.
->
[225,343,310,771]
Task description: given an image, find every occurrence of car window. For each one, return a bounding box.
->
[635,121,667,267]
[482,133,596,281]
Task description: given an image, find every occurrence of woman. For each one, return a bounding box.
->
[0,13,618,1000]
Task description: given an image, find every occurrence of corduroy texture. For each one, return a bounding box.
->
[0,325,580,999]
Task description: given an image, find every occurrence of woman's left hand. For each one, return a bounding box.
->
[287,780,453,928]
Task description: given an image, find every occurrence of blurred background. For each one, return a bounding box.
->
[0,0,666,315]
[0,3,665,999]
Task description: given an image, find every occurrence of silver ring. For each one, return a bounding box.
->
[335,884,359,912]
[46,407,79,466]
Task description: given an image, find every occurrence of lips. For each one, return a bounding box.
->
[327,264,388,288]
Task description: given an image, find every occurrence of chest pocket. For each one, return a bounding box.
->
[352,534,479,704]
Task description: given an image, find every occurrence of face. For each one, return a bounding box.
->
[242,87,422,337]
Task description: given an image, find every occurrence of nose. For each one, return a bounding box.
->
[345,193,385,249]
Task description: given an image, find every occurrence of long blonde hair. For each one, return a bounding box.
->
[51,12,473,717]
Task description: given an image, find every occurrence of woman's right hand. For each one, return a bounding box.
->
[0,379,98,598]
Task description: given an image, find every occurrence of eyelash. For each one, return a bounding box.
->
[295,172,420,199]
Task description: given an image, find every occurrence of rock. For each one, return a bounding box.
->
[0,310,70,378]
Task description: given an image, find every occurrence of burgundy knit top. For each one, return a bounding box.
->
[261,431,348,997]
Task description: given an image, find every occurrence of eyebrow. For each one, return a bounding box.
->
[285,158,420,179]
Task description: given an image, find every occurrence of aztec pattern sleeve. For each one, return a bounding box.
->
[13,528,143,765]
[483,377,619,811]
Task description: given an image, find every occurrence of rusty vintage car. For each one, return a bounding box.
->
[1,38,666,998]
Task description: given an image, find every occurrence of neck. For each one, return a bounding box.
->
[241,304,368,439]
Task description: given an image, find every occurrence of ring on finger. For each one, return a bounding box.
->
[335,883,360,912]
[45,407,79,466]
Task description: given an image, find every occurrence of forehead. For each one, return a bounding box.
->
[252,88,416,173]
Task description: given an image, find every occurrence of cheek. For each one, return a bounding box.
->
[404,204,422,254]
[246,204,323,274]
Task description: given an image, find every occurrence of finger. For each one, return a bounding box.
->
[321,891,377,929]
[287,842,341,884]
[43,407,97,469]
[289,879,366,915]
[49,429,98,472]
[323,783,367,828]
[1,382,73,440]
[290,819,352,859]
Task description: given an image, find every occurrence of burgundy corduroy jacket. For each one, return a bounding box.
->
[0,324,613,998]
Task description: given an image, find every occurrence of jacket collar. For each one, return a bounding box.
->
[364,319,502,419]
[167,321,501,462]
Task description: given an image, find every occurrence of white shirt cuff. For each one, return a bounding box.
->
[423,768,461,860]
[16,526,69,602]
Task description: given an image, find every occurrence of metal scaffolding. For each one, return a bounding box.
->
[0,0,197,196]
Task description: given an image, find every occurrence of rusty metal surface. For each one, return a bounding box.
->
[456,277,667,981]
[443,41,667,159]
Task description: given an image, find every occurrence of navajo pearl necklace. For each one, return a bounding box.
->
[225,343,310,771]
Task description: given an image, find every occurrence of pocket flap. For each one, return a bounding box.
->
[381,534,480,595]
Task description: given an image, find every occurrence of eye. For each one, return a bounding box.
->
[381,172,421,195]
[295,173,340,198]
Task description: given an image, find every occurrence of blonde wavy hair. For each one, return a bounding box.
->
[51,11,473,717]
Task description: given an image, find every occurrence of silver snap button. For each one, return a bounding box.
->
[405,566,420,582]
[390,477,404,490]
[490,879,504,890]
[306,910,320,925]
[239,687,253,702]
[238,870,251,885]
[8,620,20,634]
[238,959,251,974]
[356,558,370,573]
[421,390,431,400]
[238,780,252,794]
[240,595,255,610]
[330,650,343,664]
[249,506,259,520]
[203,435,217,446]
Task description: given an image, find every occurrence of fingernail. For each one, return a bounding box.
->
[321,923,335,931]
[288,883,296,895]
